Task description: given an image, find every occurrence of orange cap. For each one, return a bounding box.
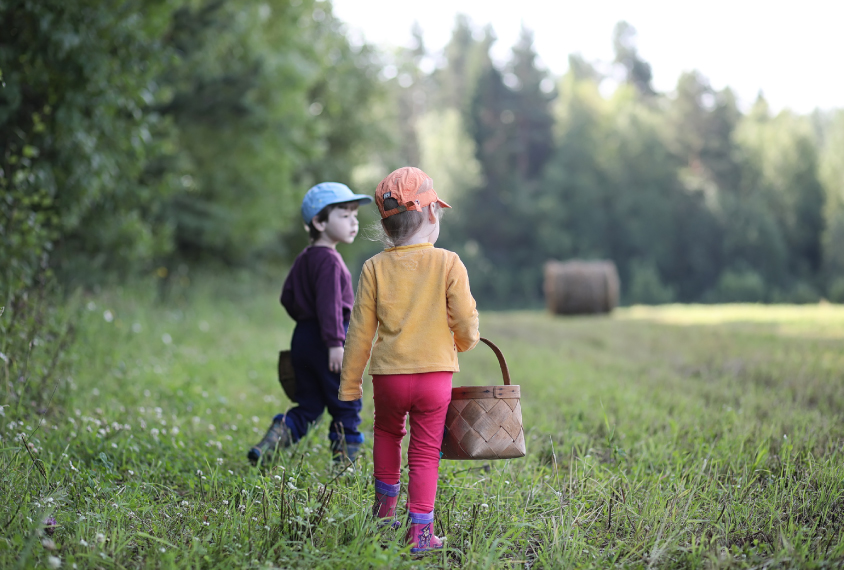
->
[375,166,451,219]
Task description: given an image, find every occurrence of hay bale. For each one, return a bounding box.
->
[544,260,620,315]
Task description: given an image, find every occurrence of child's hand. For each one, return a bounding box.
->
[328,346,344,373]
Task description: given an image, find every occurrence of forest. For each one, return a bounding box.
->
[3,0,844,310]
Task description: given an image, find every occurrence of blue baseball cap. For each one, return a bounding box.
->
[301,182,373,223]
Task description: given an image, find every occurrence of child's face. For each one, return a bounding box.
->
[319,204,359,245]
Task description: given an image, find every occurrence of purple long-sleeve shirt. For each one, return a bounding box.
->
[280,246,354,348]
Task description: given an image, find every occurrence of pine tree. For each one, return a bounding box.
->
[612,21,655,97]
[506,26,555,180]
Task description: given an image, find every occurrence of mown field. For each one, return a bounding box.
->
[2,278,843,569]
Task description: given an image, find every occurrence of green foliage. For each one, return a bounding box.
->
[0,0,180,287]
[443,25,557,307]
[417,108,482,205]
[819,110,844,280]
[160,0,385,264]
[787,282,820,304]
[432,20,834,307]
[0,277,77,412]
[733,101,826,282]
[612,21,655,97]
[3,7,842,312]
[626,260,676,305]
[1,0,179,409]
[709,269,767,303]
[829,277,844,304]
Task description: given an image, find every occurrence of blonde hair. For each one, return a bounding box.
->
[367,203,443,248]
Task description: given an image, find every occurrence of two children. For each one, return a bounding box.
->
[251,168,479,554]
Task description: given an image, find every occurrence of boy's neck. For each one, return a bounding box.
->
[311,236,339,249]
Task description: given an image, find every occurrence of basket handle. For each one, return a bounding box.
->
[479,337,511,386]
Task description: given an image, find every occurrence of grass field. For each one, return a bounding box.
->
[2,279,844,569]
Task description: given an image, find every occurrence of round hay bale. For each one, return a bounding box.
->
[544,260,620,315]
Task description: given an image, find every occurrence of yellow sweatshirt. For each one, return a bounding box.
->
[338,243,480,401]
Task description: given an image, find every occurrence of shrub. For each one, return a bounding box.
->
[829,277,844,304]
[626,261,676,305]
[709,269,766,303]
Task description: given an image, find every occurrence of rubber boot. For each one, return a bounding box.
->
[372,479,401,529]
[330,439,361,464]
[406,510,444,554]
[247,414,292,465]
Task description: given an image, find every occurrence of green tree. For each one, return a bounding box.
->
[505,26,555,180]
[1,0,179,287]
[458,27,560,305]
[1,0,179,408]
[818,110,844,289]
[733,98,826,289]
[160,0,384,264]
[431,16,495,118]
[612,21,655,97]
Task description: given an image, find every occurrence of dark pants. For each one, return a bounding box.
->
[279,320,364,444]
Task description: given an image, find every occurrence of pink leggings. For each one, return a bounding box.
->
[372,371,452,513]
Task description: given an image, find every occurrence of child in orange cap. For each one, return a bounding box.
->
[339,166,480,553]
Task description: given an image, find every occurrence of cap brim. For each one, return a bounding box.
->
[436,198,451,209]
[352,194,373,205]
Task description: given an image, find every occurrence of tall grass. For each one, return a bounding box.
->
[1,278,842,568]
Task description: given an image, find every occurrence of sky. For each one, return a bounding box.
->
[331,0,844,114]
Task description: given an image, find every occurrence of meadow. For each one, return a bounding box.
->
[2,278,843,569]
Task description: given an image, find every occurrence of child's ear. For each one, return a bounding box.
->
[427,204,438,223]
[311,215,327,232]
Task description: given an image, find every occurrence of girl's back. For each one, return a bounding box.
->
[347,243,478,380]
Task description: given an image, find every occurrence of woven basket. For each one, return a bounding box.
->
[277,350,297,402]
[441,338,526,460]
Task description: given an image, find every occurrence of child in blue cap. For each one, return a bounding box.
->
[248,182,372,465]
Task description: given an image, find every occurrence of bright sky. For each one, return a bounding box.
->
[332,0,844,114]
